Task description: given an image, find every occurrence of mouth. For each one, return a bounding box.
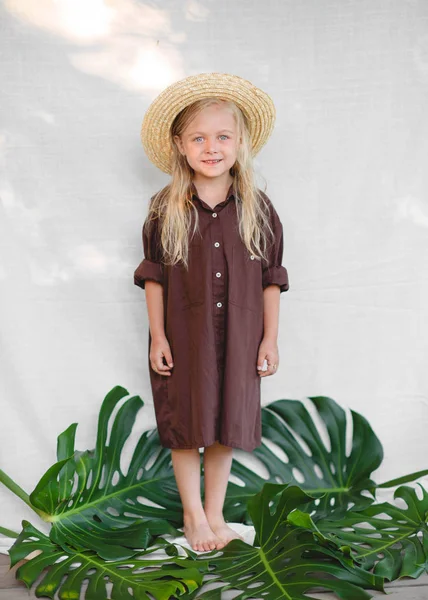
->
[202,159,223,165]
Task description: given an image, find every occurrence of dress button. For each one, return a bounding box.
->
[216,302,222,308]
[216,272,221,278]
[214,242,220,247]
[250,255,255,260]
[212,212,217,218]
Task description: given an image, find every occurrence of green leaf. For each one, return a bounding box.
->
[377,470,428,489]
[29,386,183,560]
[225,396,383,523]
[57,422,78,462]
[9,520,207,600]
[314,484,428,580]
[201,483,383,600]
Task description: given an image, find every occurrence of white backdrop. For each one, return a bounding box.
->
[1,0,428,552]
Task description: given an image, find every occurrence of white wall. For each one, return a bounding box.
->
[1,0,427,550]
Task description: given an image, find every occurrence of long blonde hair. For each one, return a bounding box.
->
[144,97,275,269]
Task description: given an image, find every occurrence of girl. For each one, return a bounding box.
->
[134,73,289,553]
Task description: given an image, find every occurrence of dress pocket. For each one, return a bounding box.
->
[229,244,263,313]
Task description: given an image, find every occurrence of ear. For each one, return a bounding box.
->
[173,134,185,155]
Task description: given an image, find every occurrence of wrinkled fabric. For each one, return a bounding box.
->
[134,183,289,451]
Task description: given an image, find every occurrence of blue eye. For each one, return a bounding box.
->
[193,135,229,142]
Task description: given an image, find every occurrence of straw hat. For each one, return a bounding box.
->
[140,72,276,174]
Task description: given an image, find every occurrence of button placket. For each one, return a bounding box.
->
[211,211,225,312]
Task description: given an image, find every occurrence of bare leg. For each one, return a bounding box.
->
[203,441,244,549]
[171,448,221,552]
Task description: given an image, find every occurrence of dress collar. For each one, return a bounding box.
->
[190,181,235,211]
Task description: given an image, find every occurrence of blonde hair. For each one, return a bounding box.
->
[144,97,274,269]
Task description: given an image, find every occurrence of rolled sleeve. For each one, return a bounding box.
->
[261,193,290,293]
[134,258,163,289]
[134,213,164,290]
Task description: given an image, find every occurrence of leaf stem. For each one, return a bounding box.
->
[0,526,19,538]
[0,468,48,520]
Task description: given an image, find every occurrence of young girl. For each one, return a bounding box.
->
[134,73,289,553]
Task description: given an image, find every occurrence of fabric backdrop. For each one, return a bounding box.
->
[1,0,427,552]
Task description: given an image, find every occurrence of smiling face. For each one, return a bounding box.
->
[173,103,240,185]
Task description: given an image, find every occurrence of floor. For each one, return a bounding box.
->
[1,553,428,599]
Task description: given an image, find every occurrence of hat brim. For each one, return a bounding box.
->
[140,72,276,175]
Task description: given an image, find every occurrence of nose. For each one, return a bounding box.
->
[205,136,219,153]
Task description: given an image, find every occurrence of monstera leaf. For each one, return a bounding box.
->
[8,520,207,600]
[3,387,428,600]
[194,483,383,600]
[224,396,384,523]
[313,484,428,580]
[29,386,183,560]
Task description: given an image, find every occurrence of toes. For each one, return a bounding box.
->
[186,525,223,552]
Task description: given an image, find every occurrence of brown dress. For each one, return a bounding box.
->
[134,183,289,451]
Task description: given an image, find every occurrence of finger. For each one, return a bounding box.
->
[258,355,278,377]
[150,354,171,374]
[151,362,171,376]
[257,359,270,377]
[257,357,267,372]
[155,352,172,371]
[164,349,174,368]
[267,360,279,375]
[156,359,171,371]
[259,365,271,377]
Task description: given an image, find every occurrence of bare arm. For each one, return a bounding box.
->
[257,284,281,377]
[262,284,280,342]
[145,280,174,375]
[145,280,166,339]
[256,192,289,377]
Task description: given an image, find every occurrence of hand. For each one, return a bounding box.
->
[257,337,279,378]
[150,335,174,376]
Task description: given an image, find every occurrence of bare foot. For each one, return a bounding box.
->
[183,514,222,552]
[205,515,244,549]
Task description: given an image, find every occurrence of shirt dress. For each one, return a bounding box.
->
[134,182,289,451]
